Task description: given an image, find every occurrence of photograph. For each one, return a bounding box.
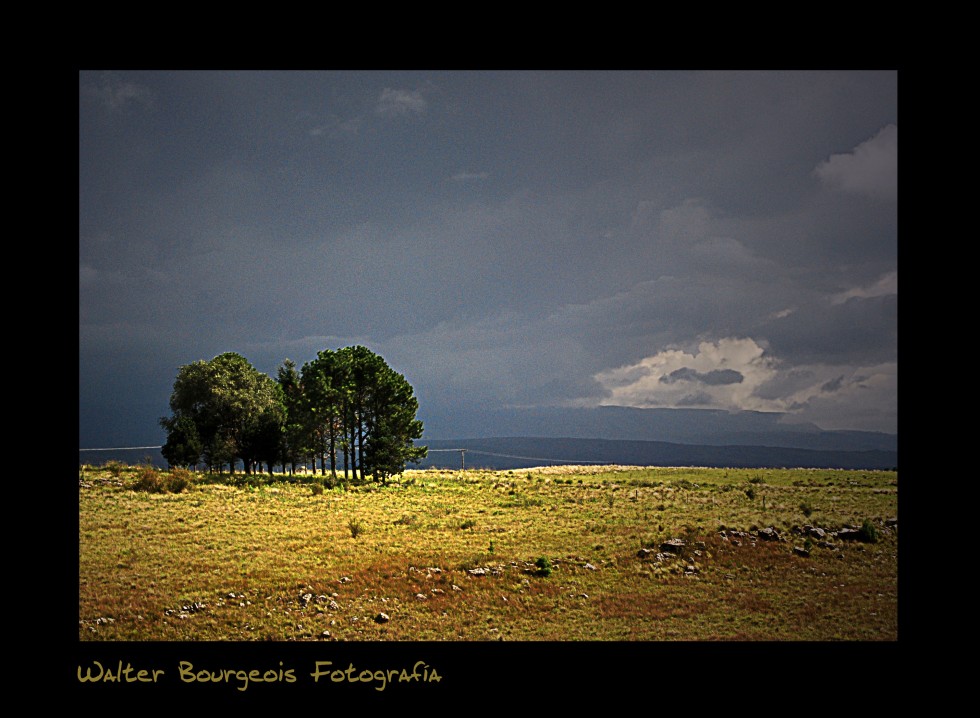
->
[77,69,899,699]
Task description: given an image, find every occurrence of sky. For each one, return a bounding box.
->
[79,70,898,449]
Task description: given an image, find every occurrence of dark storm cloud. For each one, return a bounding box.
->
[821,376,846,393]
[763,293,897,365]
[79,70,897,445]
[661,368,744,386]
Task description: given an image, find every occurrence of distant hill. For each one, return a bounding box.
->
[79,406,897,473]
[418,405,897,453]
[416,436,897,471]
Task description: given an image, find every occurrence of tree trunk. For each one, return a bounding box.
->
[329,415,337,479]
[357,417,366,482]
[348,428,355,480]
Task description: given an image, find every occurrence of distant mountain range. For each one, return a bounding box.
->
[415,406,897,470]
[416,436,896,471]
[79,406,897,472]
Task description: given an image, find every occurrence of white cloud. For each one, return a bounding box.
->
[376,88,428,117]
[814,124,897,201]
[831,271,897,304]
[593,338,897,432]
[595,338,777,411]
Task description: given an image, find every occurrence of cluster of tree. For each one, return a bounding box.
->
[159,347,427,484]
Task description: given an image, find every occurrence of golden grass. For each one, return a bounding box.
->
[78,464,898,641]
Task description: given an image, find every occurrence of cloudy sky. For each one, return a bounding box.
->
[79,70,897,448]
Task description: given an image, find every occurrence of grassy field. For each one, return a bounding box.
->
[78,463,898,642]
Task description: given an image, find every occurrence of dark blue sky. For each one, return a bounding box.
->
[79,70,897,448]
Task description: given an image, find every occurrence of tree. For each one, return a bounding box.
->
[302,350,345,479]
[337,345,427,484]
[161,352,281,474]
[362,357,427,484]
[276,359,307,474]
[160,347,426,482]
[159,414,203,468]
[242,398,286,476]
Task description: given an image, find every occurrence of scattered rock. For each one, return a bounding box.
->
[415,593,427,601]
[793,546,811,557]
[660,538,686,554]
[339,576,352,584]
[807,527,826,539]
[468,567,487,576]
[327,600,340,611]
[452,585,462,592]
[837,528,862,541]
[319,630,331,639]
[584,563,597,571]
[637,548,654,558]
[374,612,390,623]
[757,527,780,541]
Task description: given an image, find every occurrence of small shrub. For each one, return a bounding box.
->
[745,487,756,500]
[393,513,415,526]
[858,518,879,543]
[460,519,476,530]
[535,556,552,577]
[310,482,324,496]
[748,476,766,485]
[800,501,814,518]
[348,518,364,539]
[166,467,194,493]
[132,465,165,493]
[104,460,125,479]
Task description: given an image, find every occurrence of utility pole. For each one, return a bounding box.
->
[459,449,467,472]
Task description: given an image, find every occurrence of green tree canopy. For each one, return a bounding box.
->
[160,352,283,473]
[161,347,425,480]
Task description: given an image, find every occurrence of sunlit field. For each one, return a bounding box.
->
[79,463,898,641]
